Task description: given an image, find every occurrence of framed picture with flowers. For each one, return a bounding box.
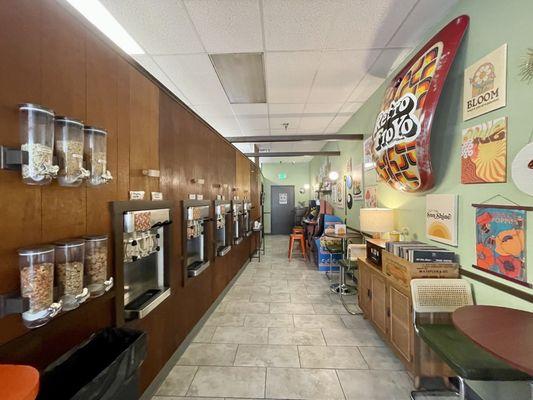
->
[474,205,530,287]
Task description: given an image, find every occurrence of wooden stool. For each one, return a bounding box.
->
[0,365,39,400]
[288,233,307,261]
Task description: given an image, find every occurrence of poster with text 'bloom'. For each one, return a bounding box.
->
[475,207,529,287]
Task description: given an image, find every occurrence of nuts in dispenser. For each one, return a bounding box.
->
[84,126,113,186]
[55,116,89,187]
[18,245,60,329]
[84,235,112,297]
[19,104,59,185]
[54,239,89,311]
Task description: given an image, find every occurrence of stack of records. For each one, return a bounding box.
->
[385,241,455,263]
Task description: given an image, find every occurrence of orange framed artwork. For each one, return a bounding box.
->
[461,116,507,184]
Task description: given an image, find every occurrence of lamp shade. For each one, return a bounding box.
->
[359,208,394,233]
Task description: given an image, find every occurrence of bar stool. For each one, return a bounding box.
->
[288,233,306,261]
[292,226,304,234]
[0,364,39,400]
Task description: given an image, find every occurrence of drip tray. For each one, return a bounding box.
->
[125,287,170,320]
[217,245,231,256]
[187,260,210,277]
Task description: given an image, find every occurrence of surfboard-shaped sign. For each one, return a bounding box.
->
[371,15,469,192]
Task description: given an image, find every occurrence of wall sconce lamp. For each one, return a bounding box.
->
[328,171,339,181]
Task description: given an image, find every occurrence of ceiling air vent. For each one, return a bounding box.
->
[209,53,266,104]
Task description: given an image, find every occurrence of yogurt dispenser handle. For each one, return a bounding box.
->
[101,170,113,183]
[42,163,59,178]
[75,288,90,304]
[103,277,114,292]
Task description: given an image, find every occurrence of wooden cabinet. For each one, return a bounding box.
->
[358,258,414,372]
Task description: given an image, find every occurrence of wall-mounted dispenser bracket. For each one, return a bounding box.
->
[0,292,29,318]
[0,146,28,170]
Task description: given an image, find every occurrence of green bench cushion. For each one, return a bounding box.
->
[418,324,531,381]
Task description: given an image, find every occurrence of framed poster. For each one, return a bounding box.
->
[363,137,375,171]
[474,206,529,287]
[461,117,507,184]
[426,194,458,246]
[371,16,469,193]
[463,44,507,121]
[335,181,345,208]
[352,163,363,200]
[364,186,377,208]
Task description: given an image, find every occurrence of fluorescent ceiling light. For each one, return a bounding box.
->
[65,0,144,55]
[210,53,266,104]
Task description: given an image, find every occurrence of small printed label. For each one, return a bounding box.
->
[129,191,145,200]
[151,192,163,201]
[188,194,197,200]
[216,194,222,200]
[197,194,204,200]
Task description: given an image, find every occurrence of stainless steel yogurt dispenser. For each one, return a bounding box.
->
[231,200,244,245]
[112,201,172,322]
[183,200,211,278]
[214,200,232,257]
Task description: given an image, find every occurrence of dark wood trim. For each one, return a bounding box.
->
[460,268,533,303]
[472,203,533,211]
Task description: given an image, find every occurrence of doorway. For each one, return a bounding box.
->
[271,185,295,234]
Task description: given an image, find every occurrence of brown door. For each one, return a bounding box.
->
[358,262,371,316]
[389,286,412,363]
[371,273,387,336]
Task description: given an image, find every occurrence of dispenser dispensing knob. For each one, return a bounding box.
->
[156,233,160,239]
[131,240,137,246]
[156,246,161,252]
[132,256,138,261]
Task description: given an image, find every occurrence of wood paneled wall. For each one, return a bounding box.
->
[0,0,260,394]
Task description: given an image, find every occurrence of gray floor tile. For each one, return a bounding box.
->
[270,302,315,314]
[266,367,345,399]
[204,312,246,327]
[268,327,325,345]
[322,327,384,346]
[193,326,217,343]
[293,314,345,329]
[244,313,294,328]
[250,292,290,303]
[187,366,265,398]
[177,343,238,366]
[234,344,300,367]
[298,345,368,369]
[156,366,198,396]
[337,369,413,400]
[312,303,350,314]
[211,326,268,344]
[223,301,270,314]
[359,346,405,370]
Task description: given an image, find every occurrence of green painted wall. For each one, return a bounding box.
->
[310,2,533,397]
[261,162,311,233]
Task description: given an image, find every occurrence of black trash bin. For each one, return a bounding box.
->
[38,327,147,400]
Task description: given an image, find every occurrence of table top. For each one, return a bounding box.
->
[452,305,533,376]
[0,365,39,400]
[324,232,361,239]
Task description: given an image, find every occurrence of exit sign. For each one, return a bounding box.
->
[278,172,287,180]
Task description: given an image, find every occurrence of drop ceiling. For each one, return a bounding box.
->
[100,0,458,162]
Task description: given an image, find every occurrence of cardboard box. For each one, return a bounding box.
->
[382,251,459,287]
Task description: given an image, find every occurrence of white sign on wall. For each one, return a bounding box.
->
[279,193,288,205]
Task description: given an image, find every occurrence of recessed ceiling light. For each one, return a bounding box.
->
[65,0,144,55]
[210,53,266,104]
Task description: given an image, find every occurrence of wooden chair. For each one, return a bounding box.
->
[288,233,306,261]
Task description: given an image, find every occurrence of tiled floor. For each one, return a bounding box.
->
[152,235,414,400]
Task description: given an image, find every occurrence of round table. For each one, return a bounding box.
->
[452,305,533,376]
[0,365,39,400]
[324,232,361,295]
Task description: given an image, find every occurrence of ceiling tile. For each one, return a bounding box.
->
[299,116,334,131]
[262,0,342,51]
[327,114,351,129]
[184,0,263,53]
[326,0,417,49]
[101,0,203,54]
[388,0,459,48]
[268,103,305,115]
[303,103,342,114]
[339,102,363,113]
[232,103,268,116]
[324,125,340,134]
[269,116,301,132]
[368,48,412,78]
[194,103,234,117]
[238,116,270,131]
[265,51,322,103]
[307,50,380,103]
[154,54,228,104]
[348,74,384,102]
[209,116,242,134]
